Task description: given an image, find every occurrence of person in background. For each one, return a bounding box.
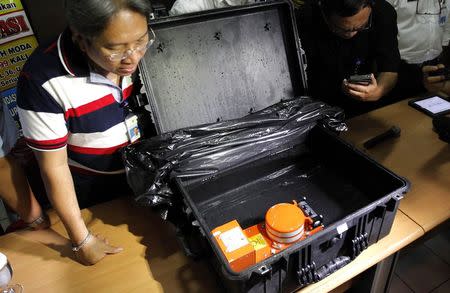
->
[423,64,450,96]
[0,101,49,232]
[296,0,400,118]
[169,0,256,15]
[387,0,450,98]
[17,0,154,265]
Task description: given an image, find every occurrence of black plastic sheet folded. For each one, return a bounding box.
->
[122,96,346,219]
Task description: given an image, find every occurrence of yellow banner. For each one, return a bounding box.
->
[0,0,23,15]
[0,0,37,92]
[0,0,37,128]
[0,35,37,91]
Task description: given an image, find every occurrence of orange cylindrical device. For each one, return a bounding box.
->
[265,203,306,244]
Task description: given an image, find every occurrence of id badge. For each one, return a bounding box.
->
[125,114,141,143]
[439,6,448,27]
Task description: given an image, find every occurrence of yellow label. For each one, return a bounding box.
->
[248,233,268,251]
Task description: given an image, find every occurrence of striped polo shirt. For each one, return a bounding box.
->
[17,29,134,174]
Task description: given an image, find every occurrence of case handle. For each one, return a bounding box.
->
[311,231,368,282]
[314,256,351,281]
[297,230,369,285]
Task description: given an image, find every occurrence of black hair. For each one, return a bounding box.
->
[319,0,375,17]
[65,0,152,39]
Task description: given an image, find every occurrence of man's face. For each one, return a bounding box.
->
[327,6,372,39]
[81,9,150,77]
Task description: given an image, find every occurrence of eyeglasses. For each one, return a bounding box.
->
[107,27,156,61]
[321,8,372,35]
[416,0,446,15]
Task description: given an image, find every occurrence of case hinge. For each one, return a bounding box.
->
[297,261,317,286]
[351,232,369,259]
[300,46,308,73]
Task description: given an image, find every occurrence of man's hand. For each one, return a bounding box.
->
[342,74,381,102]
[422,64,450,95]
[74,233,123,266]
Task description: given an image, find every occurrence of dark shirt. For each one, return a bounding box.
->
[296,0,400,117]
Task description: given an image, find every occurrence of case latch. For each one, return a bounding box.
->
[257,265,271,276]
[150,3,169,19]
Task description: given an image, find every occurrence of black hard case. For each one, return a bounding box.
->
[138,1,409,291]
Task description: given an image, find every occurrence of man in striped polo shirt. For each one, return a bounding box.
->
[17,0,153,265]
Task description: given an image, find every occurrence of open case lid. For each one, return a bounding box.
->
[139,0,307,134]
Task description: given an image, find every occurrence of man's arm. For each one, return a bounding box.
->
[375,72,398,98]
[0,103,45,226]
[34,149,88,243]
[0,155,46,226]
[34,149,122,265]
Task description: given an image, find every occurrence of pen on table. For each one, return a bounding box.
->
[363,126,401,149]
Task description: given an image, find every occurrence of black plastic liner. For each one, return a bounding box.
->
[177,126,407,232]
[122,96,346,218]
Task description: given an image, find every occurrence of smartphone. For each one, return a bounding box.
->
[408,95,450,117]
[427,67,450,81]
[348,74,372,85]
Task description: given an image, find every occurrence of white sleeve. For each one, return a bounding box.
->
[18,107,68,152]
[385,0,400,9]
[169,0,216,15]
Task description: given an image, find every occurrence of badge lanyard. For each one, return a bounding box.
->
[122,101,141,143]
[439,0,448,26]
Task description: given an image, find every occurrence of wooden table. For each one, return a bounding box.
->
[1,199,220,293]
[1,200,422,293]
[341,99,450,232]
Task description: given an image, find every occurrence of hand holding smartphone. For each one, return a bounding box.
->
[426,67,450,81]
[348,74,372,85]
